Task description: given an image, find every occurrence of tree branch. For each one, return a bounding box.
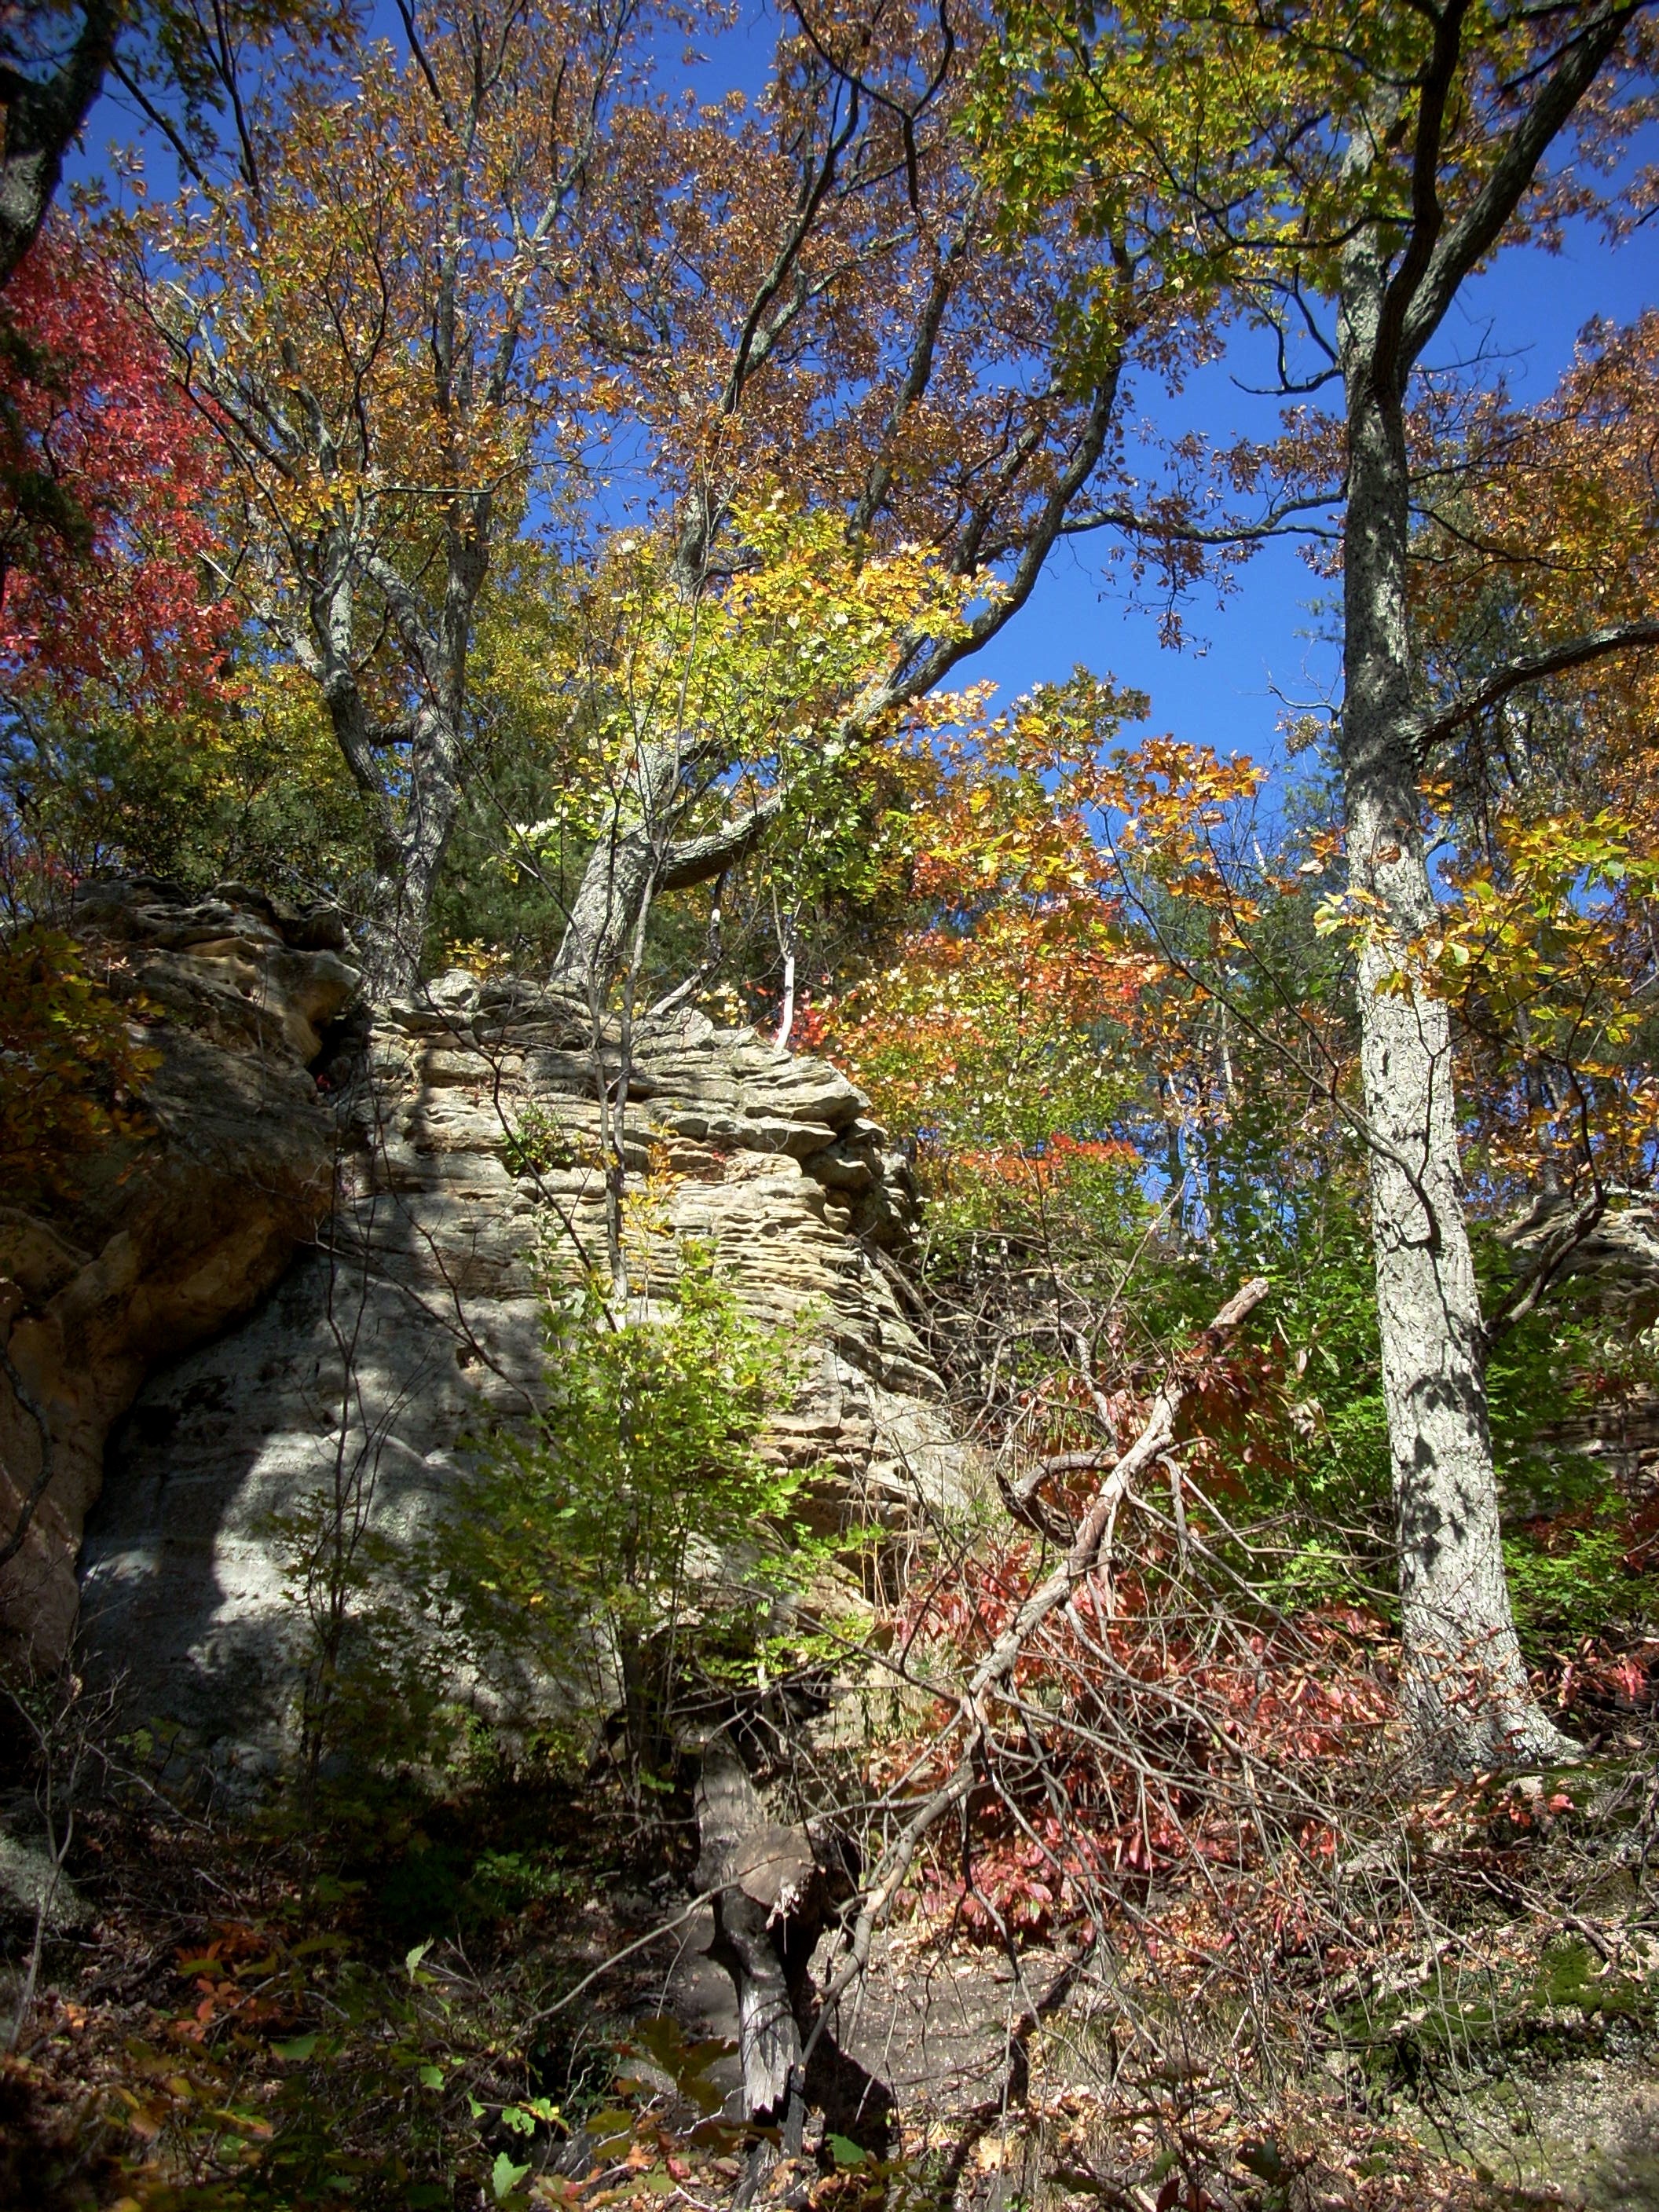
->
[793,1278,1271,2092]
[0,0,121,287]
[720,69,865,419]
[1054,487,1341,548]
[1414,614,1659,759]
[1372,0,1470,390]
[864,346,1128,719]
[355,547,448,698]
[1486,1188,1608,1342]
[658,791,788,891]
[848,205,978,540]
[1397,2,1639,372]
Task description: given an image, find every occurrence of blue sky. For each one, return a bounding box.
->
[986,224,1659,775]
[75,2,1657,780]
[675,5,1658,773]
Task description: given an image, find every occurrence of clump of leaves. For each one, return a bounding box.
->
[1504,1507,1656,1660]
[441,1236,853,1808]
[0,929,158,1201]
[501,1099,585,1177]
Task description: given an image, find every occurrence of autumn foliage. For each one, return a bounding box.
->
[0,930,158,1201]
[6,5,1659,2206]
[0,233,233,713]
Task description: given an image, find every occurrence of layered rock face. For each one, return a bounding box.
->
[1500,1192,1659,1330]
[36,903,965,1785]
[1,881,357,1658]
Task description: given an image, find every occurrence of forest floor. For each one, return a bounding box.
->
[5,1675,1659,2212]
[1409,2048,1659,2203]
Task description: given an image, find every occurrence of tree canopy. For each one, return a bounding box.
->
[5,1,1659,2195]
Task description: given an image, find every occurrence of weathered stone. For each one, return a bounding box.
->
[737,1116,840,1161]
[426,967,483,1015]
[80,988,965,1778]
[0,908,972,1784]
[1500,1195,1659,1329]
[1,886,351,1659]
[415,1046,523,1088]
[0,1829,90,1930]
[809,1143,877,1196]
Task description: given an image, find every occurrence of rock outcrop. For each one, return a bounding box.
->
[1500,1192,1659,1331]
[0,888,969,1785]
[1,881,357,1658]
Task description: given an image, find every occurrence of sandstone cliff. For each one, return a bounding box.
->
[0,882,966,1786]
[0,881,356,1657]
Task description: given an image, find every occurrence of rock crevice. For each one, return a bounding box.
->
[0,888,969,1782]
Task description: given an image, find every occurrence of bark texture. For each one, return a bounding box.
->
[695,1745,808,2133]
[693,1738,893,2173]
[300,527,479,1002]
[0,3,117,290]
[351,700,465,1002]
[548,755,786,997]
[1331,95,1595,1769]
[548,742,680,998]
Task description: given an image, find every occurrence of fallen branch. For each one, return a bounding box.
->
[793,1278,1271,2102]
[525,1887,724,2026]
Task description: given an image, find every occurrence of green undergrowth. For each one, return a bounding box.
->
[1332,1760,1659,2097]
[2,1736,727,2211]
[1339,1935,1657,2086]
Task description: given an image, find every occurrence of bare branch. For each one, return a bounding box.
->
[1415,614,1659,760]
[1397,2,1641,374]
[794,1278,1271,2093]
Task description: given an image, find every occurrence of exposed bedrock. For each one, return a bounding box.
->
[0,889,969,1781]
[1,881,354,1660]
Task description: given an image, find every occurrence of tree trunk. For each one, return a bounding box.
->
[694,1745,808,2144]
[548,735,689,996]
[774,944,796,1049]
[1338,251,1576,1774]
[550,819,660,999]
[357,704,463,1002]
[0,2,119,291]
[548,742,780,999]
[694,1738,894,2174]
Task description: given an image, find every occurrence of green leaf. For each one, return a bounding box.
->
[492,2150,531,2201]
[291,1932,352,1958]
[405,1939,434,1979]
[272,2034,319,2063]
[309,1874,365,1905]
[587,2108,635,2147]
[418,2064,445,2090]
[827,2134,868,2169]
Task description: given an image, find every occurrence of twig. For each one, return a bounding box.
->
[793,1280,1271,2089]
[525,1888,724,2027]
